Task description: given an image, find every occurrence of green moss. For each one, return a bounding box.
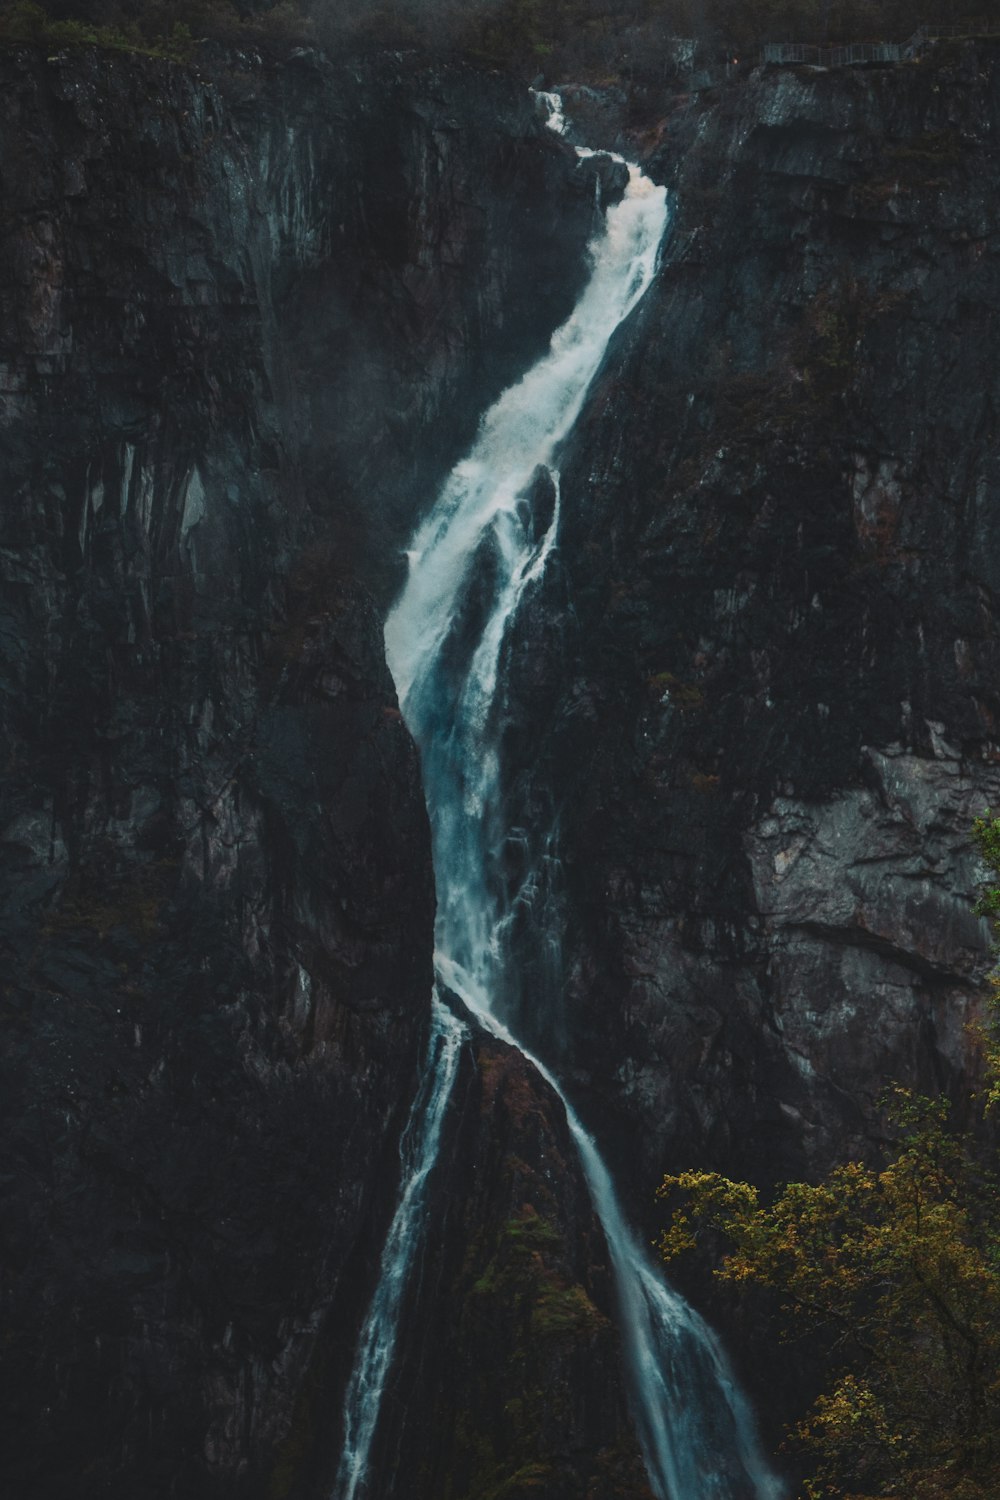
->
[453,1205,617,1497]
[531,1280,608,1339]
[471,1267,496,1296]
[471,1213,562,1298]
[500,1212,562,1252]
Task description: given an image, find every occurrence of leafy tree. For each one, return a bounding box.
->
[657,818,1000,1499]
[972,812,1000,1111]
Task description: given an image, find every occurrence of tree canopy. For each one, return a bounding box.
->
[657,815,1000,1500]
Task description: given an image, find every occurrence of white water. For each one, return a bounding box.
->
[436,954,781,1500]
[339,93,783,1500]
[333,995,466,1500]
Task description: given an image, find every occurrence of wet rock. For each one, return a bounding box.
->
[518,463,559,547]
[744,742,1000,1151]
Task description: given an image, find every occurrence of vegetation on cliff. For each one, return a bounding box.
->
[657,818,1000,1499]
[0,0,995,76]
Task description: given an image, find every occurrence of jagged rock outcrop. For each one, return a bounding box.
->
[499,39,1000,1220]
[0,43,609,1498]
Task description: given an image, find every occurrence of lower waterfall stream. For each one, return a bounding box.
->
[334,98,783,1500]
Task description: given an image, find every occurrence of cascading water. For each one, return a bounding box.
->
[337,94,783,1500]
[333,995,465,1500]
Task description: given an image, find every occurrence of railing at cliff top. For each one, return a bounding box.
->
[762,40,902,64]
[762,21,1000,67]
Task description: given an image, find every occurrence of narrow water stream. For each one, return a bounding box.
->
[335,95,783,1500]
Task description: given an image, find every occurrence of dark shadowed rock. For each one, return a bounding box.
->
[0,43,612,1499]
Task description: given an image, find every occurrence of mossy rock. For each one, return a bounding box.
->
[530,1280,608,1340]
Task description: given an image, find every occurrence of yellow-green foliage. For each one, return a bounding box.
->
[971,811,1000,922]
[972,812,1000,1109]
[658,1086,1000,1498]
[655,819,1000,1497]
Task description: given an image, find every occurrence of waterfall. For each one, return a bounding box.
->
[337,92,783,1499]
[435,956,782,1500]
[333,995,466,1500]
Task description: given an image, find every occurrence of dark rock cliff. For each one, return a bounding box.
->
[0,44,609,1498]
[499,35,1000,1284]
[8,27,1000,1496]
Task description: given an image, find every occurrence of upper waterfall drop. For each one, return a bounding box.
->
[385,108,666,716]
[372,91,782,1500]
[385,118,669,1045]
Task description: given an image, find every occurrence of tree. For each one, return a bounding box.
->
[972,812,1000,1112]
[657,818,1000,1499]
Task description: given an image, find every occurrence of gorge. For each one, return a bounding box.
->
[3,26,1000,1500]
[378,97,776,1500]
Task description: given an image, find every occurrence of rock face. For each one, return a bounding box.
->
[499,39,1000,1223]
[7,28,1000,1496]
[0,44,611,1498]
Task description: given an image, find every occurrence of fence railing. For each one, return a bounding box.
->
[762,20,1000,68]
[762,41,903,65]
[909,21,1000,41]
